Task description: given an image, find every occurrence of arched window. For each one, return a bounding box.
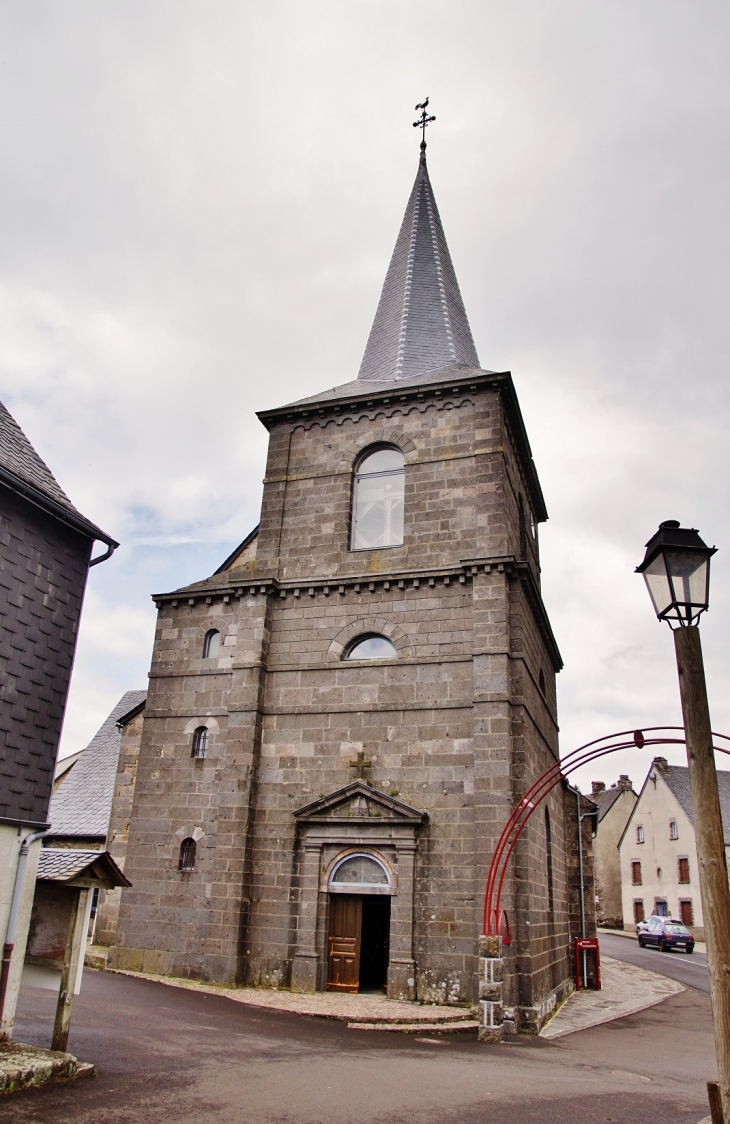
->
[178,838,196,871]
[330,853,390,888]
[203,629,220,659]
[191,726,209,759]
[351,446,405,550]
[344,635,398,661]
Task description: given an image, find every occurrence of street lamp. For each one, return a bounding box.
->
[638,521,730,1124]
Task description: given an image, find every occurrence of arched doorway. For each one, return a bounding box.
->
[327,853,392,993]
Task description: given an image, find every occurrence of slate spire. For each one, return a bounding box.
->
[358,150,480,382]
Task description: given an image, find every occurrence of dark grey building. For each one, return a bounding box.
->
[0,398,116,1036]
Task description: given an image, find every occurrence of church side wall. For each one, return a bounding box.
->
[111,594,271,983]
[94,709,145,947]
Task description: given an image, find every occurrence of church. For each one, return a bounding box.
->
[110,129,593,1033]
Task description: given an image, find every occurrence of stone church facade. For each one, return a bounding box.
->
[111,146,590,1029]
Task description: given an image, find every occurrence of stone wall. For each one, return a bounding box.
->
[112,370,583,1013]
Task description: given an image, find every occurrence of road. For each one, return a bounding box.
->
[1,966,715,1124]
[599,931,710,993]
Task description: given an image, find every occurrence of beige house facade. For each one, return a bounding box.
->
[591,776,636,928]
[619,756,730,942]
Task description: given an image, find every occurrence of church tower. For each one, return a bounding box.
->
[112,131,586,1030]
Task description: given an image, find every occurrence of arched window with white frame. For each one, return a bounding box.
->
[350,446,405,550]
[203,629,220,659]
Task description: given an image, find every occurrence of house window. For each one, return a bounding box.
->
[191,726,209,759]
[344,635,397,661]
[538,669,546,696]
[678,857,690,883]
[351,447,405,550]
[203,629,220,659]
[679,900,694,927]
[669,820,678,840]
[636,825,644,844]
[518,495,527,559]
[330,854,390,889]
[631,861,642,885]
[178,838,196,871]
[633,900,645,924]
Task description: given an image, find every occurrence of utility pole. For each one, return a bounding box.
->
[675,626,730,1123]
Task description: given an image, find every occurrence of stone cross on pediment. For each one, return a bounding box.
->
[349,750,372,782]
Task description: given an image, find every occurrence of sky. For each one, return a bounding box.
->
[1,1,729,792]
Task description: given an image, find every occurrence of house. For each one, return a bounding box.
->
[110,138,593,1034]
[0,399,116,1038]
[591,776,637,928]
[44,691,146,946]
[619,756,730,941]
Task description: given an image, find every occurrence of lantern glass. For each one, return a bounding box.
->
[642,553,673,618]
[665,549,710,619]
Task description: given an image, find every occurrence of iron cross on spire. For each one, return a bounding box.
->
[413,97,436,153]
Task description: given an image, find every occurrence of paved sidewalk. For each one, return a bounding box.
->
[107,968,475,1026]
[541,954,685,1039]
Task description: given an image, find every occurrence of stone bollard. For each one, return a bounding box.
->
[478,934,504,1043]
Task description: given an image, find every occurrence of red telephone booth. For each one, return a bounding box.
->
[575,937,601,990]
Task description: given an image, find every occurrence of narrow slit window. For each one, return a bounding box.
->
[351,447,404,550]
[191,726,209,759]
[669,820,678,840]
[178,838,196,871]
[203,629,220,659]
[545,808,555,920]
[636,825,644,844]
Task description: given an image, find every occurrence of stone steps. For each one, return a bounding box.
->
[347,1019,479,1034]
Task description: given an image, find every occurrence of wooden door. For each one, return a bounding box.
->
[679,900,694,927]
[327,895,362,992]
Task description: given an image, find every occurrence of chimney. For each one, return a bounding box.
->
[652,756,669,774]
[591,781,606,795]
[618,775,632,791]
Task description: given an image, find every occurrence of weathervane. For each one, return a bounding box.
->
[413,97,436,153]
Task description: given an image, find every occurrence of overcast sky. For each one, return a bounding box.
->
[2,2,729,791]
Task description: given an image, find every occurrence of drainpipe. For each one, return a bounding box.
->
[0,828,49,1030]
[575,789,587,987]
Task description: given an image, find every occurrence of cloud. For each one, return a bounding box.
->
[0,1,727,780]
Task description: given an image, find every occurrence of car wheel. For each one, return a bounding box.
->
[638,938,646,948]
[687,946,694,954]
[659,940,669,952]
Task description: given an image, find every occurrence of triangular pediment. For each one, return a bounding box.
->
[293,781,427,825]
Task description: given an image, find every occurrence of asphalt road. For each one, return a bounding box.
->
[599,931,710,993]
[2,967,716,1124]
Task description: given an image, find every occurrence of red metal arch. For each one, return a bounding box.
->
[483,726,730,939]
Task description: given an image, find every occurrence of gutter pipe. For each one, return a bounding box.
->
[0,828,50,1031]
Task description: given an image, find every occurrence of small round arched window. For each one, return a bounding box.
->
[344,635,397,661]
[191,726,209,759]
[203,629,220,659]
[178,838,196,871]
[351,446,405,550]
[331,854,389,887]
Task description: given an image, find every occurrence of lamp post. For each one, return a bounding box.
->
[637,520,730,1123]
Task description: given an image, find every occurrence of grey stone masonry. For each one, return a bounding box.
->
[111,361,590,1023]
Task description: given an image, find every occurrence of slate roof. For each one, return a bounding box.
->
[48,691,146,839]
[593,786,627,823]
[357,153,480,383]
[279,362,489,412]
[0,398,116,544]
[37,848,131,887]
[661,763,730,845]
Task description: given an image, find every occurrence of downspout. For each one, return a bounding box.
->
[0,828,49,1030]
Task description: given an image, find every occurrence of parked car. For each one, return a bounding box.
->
[637,916,694,953]
[636,917,651,937]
